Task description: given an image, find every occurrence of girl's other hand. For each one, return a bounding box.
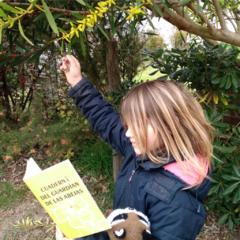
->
[56,226,74,240]
[60,55,83,87]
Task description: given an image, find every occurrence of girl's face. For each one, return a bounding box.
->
[125,124,156,155]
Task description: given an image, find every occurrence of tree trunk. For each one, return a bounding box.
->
[106,41,122,183]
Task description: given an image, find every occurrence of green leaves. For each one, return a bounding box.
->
[223,182,239,195]
[0,8,7,18]
[151,0,163,17]
[42,0,59,36]
[95,23,109,40]
[178,0,193,6]
[79,32,86,56]
[28,47,46,63]
[18,20,34,46]
[76,0,86,6]
[71,13,85,20]
[218,213,229,225]
[0,2,21,14]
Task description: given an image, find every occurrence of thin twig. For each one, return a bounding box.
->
[212,0,228,31]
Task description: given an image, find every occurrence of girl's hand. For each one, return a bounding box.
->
[56,226,74,240]
[60,55,83,87]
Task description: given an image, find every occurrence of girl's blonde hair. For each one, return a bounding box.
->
[121,80,215,187]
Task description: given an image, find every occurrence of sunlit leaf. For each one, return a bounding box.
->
[18,20,34,45]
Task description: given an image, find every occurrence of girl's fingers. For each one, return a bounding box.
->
[66,55,77,68]
[70,55,80,68]
[60,61,70,72]
[56,226,64,240]
[56,226,74,240]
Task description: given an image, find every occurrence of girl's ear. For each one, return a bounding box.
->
[142,229,152,240]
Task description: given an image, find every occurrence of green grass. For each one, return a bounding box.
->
[0,179,29,211]
[133,64,164,82]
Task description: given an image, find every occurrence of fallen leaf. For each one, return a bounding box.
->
[94,184,108,194]
[20,127,25,131]
[13,145,19,153]
[27,120,33,126]
[43,129,47,133]
[48,142,53,147]
[29,149,36,154]
[28,128,34,133]
[0,112,4,116]
[36,134,40,138]
[65,128,69,131]
[4,155,12,161]
[2,214,7,218]
[45,150,51,157]
[61,138,68,145]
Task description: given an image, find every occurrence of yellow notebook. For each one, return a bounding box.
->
[23,158,111,239]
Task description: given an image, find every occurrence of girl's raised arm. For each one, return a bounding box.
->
[60,55,129,157]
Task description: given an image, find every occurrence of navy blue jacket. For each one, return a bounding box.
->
[68,77,212,240]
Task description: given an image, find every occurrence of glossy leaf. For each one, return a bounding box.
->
[231,73,238,89]
[223,182,239,195]
[213,145,234,154]
[218,213,229,225]
[228,216,234,230]
[233,165,240,178]
[211,77,222,84]
[225,77,232,89]
[233,188,240,204]
[221,174,240,181]
[207,184,220,196]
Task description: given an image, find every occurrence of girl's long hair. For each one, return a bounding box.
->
[121,80,215,187]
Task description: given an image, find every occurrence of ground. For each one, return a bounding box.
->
[0,158,240,240]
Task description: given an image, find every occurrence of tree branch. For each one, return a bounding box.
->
[222,11,238,33]
[232,8,240,33]
[212,0,228,32]
[187,3,217,35]
[159,7,240,47]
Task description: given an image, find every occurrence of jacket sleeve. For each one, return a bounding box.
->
[67,77,128,157]
[145,189,206,240]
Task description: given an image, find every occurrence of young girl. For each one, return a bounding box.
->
[56,55,215,240]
